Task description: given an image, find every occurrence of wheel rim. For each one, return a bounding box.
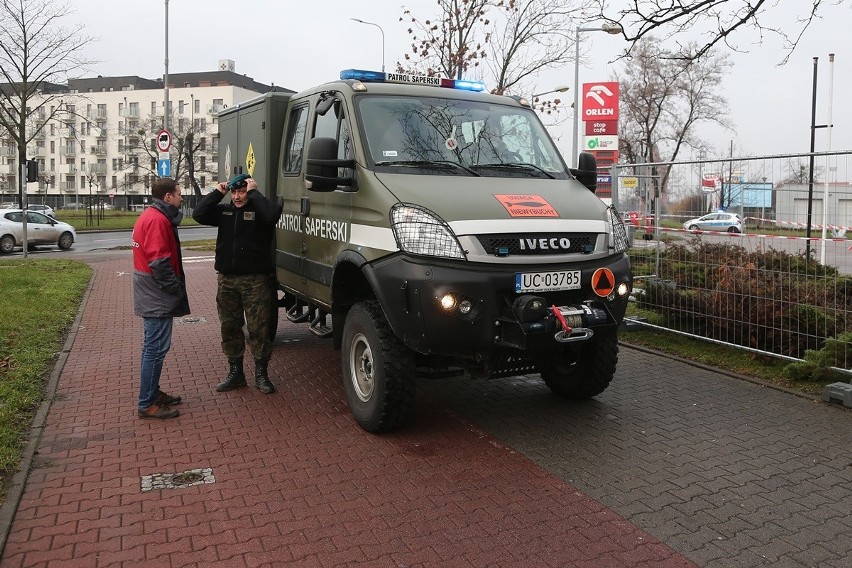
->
[0,237,13,253]
[59,233,72,249]
[348,332,374,402]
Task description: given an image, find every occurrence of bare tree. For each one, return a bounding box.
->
[0,0,93,206]
[400,0,593,100]
[590,0,833,62]
[618,38,731,210]
[486,0,592,95]
[400,0,492,79]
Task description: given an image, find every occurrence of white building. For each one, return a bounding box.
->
[1,61,292,208]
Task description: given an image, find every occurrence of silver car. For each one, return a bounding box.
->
[683,212,743,233]
[0,209,76,253]
[27,204,56,218]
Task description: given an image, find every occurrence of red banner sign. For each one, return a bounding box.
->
[585,120,618,136]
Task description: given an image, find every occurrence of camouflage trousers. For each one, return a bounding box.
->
[216,273,276,362]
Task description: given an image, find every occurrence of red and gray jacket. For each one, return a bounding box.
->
[131,200,190,318]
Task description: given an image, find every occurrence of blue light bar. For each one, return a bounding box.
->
[340,69,386,82]
[453,79,486,92]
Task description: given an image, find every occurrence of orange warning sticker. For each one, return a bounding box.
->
[592,267,615,297]
[494,194,559,217]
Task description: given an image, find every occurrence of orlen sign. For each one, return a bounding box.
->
[582,82,619,121]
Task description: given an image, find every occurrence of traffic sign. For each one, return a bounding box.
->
[157,158,171,177]
[156,129,172,153]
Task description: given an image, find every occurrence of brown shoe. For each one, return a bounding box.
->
[156,391,182,406]
[138,404,180,419]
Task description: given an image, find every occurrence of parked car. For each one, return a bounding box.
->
[26,204,56,218]
[59,202,86,210]
[0,209,76,253]
[683,212,743,233]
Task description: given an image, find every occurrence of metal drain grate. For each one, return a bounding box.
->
[177,316,207,325]
[141,467,215,492]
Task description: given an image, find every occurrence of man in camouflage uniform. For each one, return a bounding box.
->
[193,173,282,394]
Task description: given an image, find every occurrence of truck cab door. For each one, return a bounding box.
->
[299,93,355,305]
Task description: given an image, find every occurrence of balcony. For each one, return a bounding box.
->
[60,182,77,192]
[208,104,226,115]
[59,147,77,156]
[89,163,107,174]
[1,147,15,156]
[87,109,108,120]
[120,108,140,119]
[31,147,46,157]
[90,146,107,156]
[66,164,78,174]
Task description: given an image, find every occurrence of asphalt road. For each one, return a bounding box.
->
[3,225,218,256]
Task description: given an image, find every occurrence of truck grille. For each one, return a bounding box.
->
[477,233,596,256]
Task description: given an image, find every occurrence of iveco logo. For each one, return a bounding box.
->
[519,237,571,251]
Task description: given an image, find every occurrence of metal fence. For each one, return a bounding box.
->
[612,151,852,375]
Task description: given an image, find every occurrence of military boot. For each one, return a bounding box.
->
[216,358,247,392]
[254,359,275,394]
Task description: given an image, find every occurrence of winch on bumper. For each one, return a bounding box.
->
[363,253,632,356]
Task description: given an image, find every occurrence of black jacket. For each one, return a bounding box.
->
[193,189,282,275]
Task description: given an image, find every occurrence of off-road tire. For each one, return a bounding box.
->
[58,232,74,250]
[341,301,416,433]
[541,335,619,399]
[0,234,14,254]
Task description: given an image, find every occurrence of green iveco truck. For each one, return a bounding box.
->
[218,69,632,433]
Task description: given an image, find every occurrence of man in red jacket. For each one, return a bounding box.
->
[131,178,190,419]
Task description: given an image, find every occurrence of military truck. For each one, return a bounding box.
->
[218,69,632,433]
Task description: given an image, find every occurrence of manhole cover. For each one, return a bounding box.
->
[141,467,215,492]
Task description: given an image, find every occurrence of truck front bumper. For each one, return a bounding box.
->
[363,253,632,357]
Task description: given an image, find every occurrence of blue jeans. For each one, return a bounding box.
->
[139,317,174,410]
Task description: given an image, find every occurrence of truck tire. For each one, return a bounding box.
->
[341,301,416,433]
[540,335,619,399]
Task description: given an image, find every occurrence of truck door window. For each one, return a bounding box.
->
[313,96,354,177]
[282,105,308,175]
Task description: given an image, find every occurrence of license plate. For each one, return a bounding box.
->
[515,270,581,293]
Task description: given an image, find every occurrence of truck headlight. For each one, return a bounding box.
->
[608,207,629,254]
[391,203,466,259]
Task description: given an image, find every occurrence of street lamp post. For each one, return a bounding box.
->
[531,86,570,100]
[351,18,385,72]
[571,22,622,167]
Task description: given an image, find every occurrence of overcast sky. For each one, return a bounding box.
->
[67,0,851,161]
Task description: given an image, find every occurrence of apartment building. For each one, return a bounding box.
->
[0,60,290,208]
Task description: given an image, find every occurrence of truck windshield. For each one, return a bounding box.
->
[358,95,570,179]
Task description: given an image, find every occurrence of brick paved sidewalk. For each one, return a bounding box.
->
[1,254,696,567]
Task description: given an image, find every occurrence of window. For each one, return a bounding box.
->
[200,156,206,169]
[178,100,185,114]
[194,98,200,114]
[151,101,157,115]
[282,105,308,175]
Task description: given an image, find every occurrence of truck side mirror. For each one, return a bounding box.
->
[570,152,598,193]
[305,137,356,192]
